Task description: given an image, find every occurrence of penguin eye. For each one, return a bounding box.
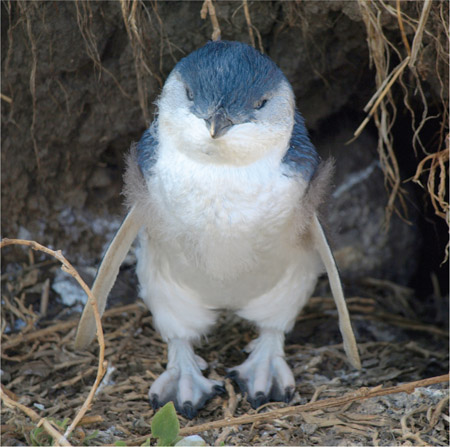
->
[186,87,194,101]
[255,98,268,110]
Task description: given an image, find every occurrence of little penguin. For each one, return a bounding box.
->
[75,40,360,419]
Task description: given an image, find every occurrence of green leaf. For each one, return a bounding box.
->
[83,430,100,445]
[151,402,180,446]
[114,441,127,446]
[29,426,51,447]
[140,438,151,446]
[56,418,70,430]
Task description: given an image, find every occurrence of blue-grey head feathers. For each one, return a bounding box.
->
[137,40,320,181]
[175,41,287,124]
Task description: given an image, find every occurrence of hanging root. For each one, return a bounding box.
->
[413,142,450,262]
[16,1,40,172]
[201,0,221,41]
[74,0,131,100]
[355,0,448,249]
[120,0,168,124]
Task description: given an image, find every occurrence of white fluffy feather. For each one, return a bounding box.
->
[136,77,323,340]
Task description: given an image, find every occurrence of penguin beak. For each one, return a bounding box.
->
[205,108,233,139]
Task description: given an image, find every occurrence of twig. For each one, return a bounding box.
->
[1,385,71,447]
[428,395,449,429]
[201,0,221,41]
[396,0,411,56]
[1,303,140,351]
[214,427,233,446]
[1,424,36,434]
[1,385,19,401]
[409,0,432,68]
[126,374,449,444]
[350,56,410,141]
[0,92,12,103]
[78,415,104,426]
[52,367,97,390]
[177,374,449,436]
[2,320,76,351]
[373,313,448,338]
[40,278,50,316]
[0,238,106,439]
[224,378,238,418]
[309,384,327,403]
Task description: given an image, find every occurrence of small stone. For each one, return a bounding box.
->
[175,435,207,446]
[301,423,318,435]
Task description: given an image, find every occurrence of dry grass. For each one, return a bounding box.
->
[1,242,449,446]
[355,1,449,241]
[0,238,107,445]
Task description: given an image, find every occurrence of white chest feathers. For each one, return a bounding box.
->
[145,148,308,280]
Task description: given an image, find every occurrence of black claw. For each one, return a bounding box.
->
[284,386,295,403]
[269,380,283,402]
[213,384,226,395]
[149,394,161,410]
[254,391,267,407]
[181,401,197,420]
[194,384,226,411]
[249,391,268,409]
[227,370,249,395]
[225,370,238,379]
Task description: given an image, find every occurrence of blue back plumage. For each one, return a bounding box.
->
[282,111,320,181]
[137,120,158,174]
[175,41,287,122]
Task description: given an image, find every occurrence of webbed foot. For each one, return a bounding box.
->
[227,329,295,408]
[149,339,224,419]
